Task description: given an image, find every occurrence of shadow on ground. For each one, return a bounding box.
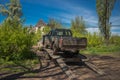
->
[0,62,65,80]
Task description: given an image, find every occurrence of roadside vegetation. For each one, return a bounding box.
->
[70,0,120,55]
[70,16,120,54]
[0,0,119,75]
[0,0,39,72]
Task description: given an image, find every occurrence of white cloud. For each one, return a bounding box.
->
[21,0,120,35]
[111,27,120,35]
[54,8,98,27]
[86,27,120,35]
[112,32,120,35]
[111,27,120,30]
[110,16,120,25]
[24,0,98,27]
[86,27,99,33]
[85,16,98,26]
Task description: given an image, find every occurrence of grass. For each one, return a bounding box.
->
[81,45,120,57]
[0,58,39,74]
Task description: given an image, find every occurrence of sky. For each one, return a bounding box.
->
[0,0,120,35]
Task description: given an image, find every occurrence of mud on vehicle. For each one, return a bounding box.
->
[42,29,87,55]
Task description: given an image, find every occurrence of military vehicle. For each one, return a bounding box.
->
[42,29,87,55]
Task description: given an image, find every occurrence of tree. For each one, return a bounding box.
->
[47,18,62,29]
[0,0,23,26]
[0,0,36,60]
[96,0,116,44]
[71,16,87,36]
[43,26,51,34]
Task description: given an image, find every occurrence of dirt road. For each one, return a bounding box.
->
[0,54,120,80]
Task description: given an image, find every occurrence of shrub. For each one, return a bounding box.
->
[0,21,36,60]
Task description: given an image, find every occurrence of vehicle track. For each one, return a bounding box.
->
[40,49,106,80]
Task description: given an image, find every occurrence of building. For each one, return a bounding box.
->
[34,19,46,35]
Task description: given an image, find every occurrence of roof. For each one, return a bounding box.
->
[35,19,46,28]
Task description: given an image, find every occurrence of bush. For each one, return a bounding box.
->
[72,30,120,53]
[110,35,120,46]
[86,32,103,47]
[0,21,36,60]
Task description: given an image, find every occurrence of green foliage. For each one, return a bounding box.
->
[110,35,120,46]
[0,0,23,24]
[0,21,36,60]
[72,29,120,53]
[32,29,41,45]
[0,0,39,61]
[43,26,51,34]
[85,45,120,54]
[47,18,62,29]
[72,29,84,37]
[86,32,103,47]
[96,0,116,43]
[71,16,87,35]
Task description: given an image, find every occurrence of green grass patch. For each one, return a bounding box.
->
[81,45,120,56]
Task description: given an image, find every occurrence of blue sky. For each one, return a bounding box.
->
[0,0,120,35]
